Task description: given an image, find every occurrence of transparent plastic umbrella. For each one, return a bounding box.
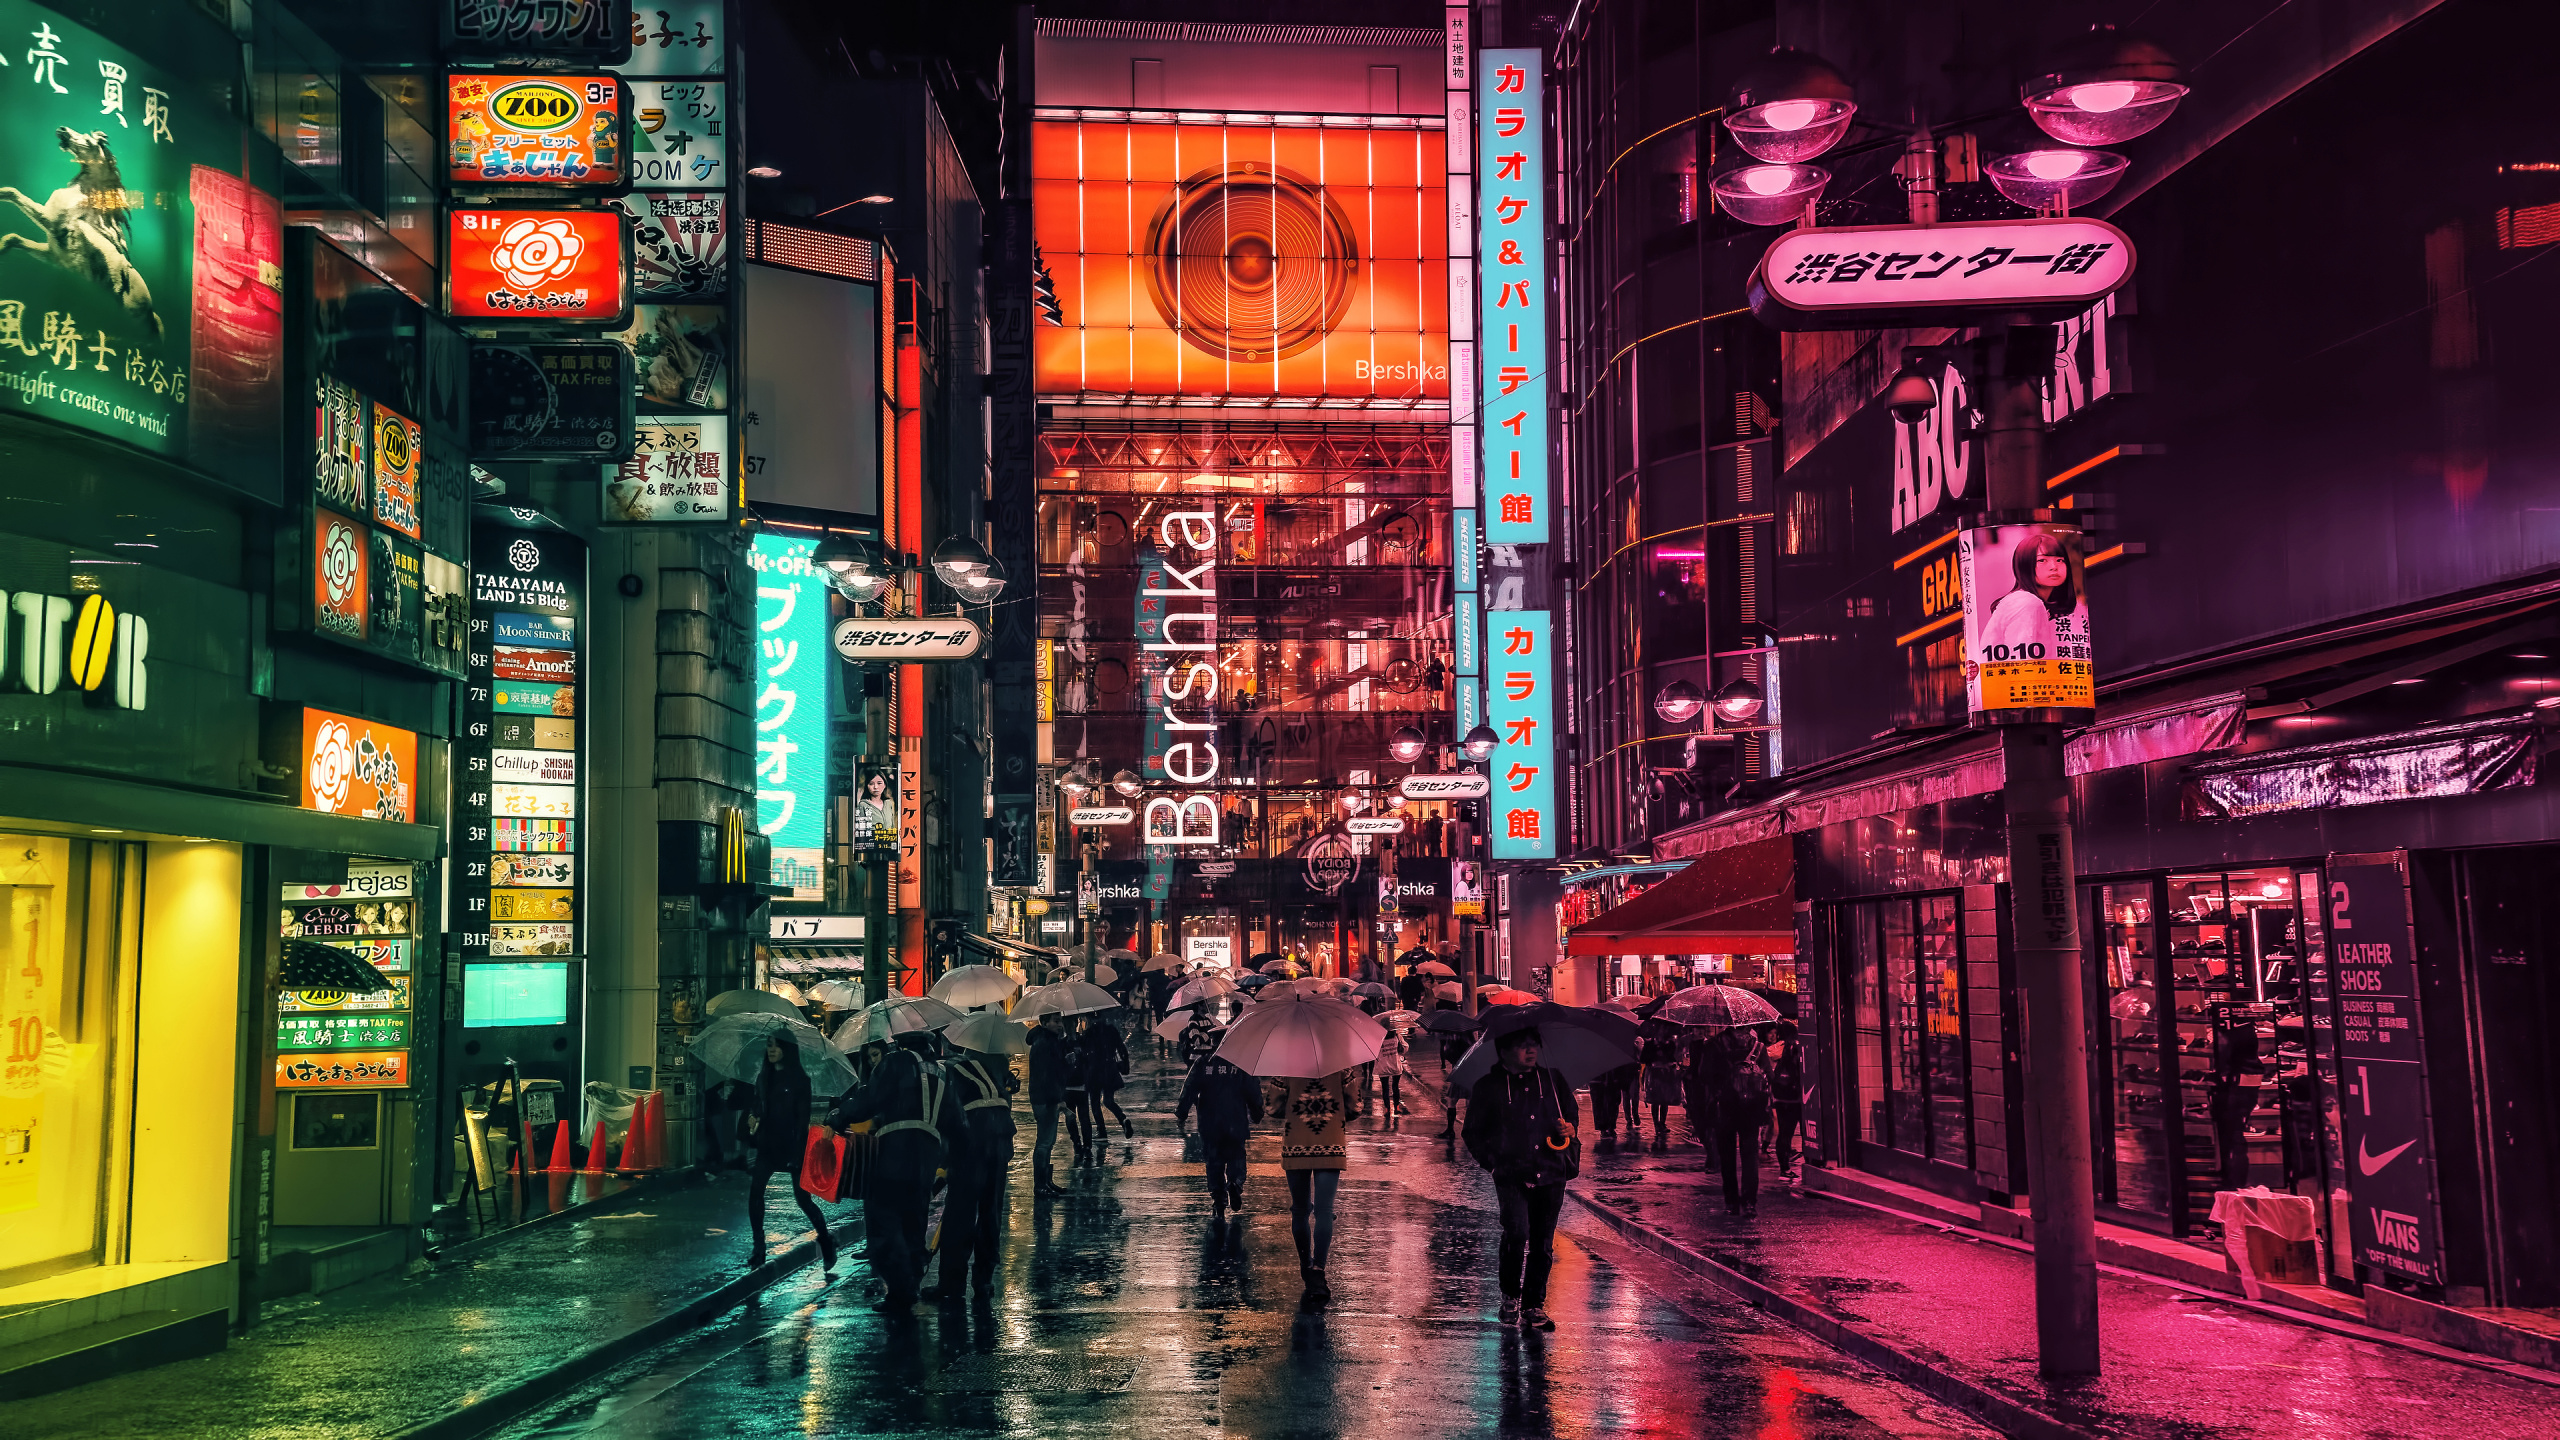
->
[1152,1011,1207,1043]
[764,979,808,1006]
[688,1013,855,1095]
[1352,982,1394,998]
[1660,983,1782,1031]
[1213,991,1386,1079]
[1141,953,1187,973]
[834,994,966,1051]
[1014,979,1121,1019]
[706,988,802,1019]
[1432,982,1464,1001]
[930,964,1020,1009]
[945,1010,1030,1056]
[809,979,862,1010]
[1168,974,1237,1010]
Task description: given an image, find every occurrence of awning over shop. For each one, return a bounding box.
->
[1566,836,1795,956]
[961,932,1050,966]
[2182,712,2542,819]
[767,946,863,975]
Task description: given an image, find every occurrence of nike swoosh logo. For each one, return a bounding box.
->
[2358,1137,2418,1175]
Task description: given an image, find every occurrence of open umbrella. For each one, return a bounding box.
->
[931,964,1020,1009]
[706,987,803,1019]
[1151,1010,1207,1043]
[1597,997,1643,1019]
[689,1013,854,1095]
[1377,1009,1421,1027]
[1083,963,1122,986]
[279,939,393,995]
[1351,982,1395,999]
[1141,952,1187,973]
[764,978,809,1006]
[1014,979,1120,1019]
[1169,973,1237,1010]
[1102,948,1139,970]
[834,993,966,1050]
[945,1010,1031,1056]
[1432,982,1464,1001]
[1479,987,1538,1006]
[1660,983,1782,1031]
[1420,1008,1482,1035]
[1446,1001,1641,1090]
[810,979,863,1010]
[1410,960,1456,977]
[1232,971,1277,990]
[1214,991,1386,1079]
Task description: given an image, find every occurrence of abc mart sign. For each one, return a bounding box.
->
[831,617,983,662]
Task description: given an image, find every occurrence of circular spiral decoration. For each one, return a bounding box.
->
[1143,162,1361,362]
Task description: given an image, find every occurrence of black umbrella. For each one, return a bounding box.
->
[1448,1001,1641,1089]
[1419,1008,1480,1035]
[279,939,393,994]
[1233,970,1277,989]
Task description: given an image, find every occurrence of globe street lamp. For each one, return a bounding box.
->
[1652,680,1706,725]
[1388,725,1428,764]
[1460,724,1500,763]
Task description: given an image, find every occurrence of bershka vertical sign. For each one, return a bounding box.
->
[1477,48,1547,546]
[2325,855,2443,1284]
[1140,510,1221,855]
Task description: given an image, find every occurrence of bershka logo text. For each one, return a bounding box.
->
[1351,360,1448,383]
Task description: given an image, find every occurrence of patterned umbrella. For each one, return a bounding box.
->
[278,939,392,995]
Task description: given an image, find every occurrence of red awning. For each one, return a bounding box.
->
[1565,836,1795,956]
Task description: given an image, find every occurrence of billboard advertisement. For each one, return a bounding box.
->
[460,526,584,957]
[1487,609,1554,860]
[445,209,632,322]
[1958,520,2092,721]
[445,74,627,187]
[749,532,828,900]
[1477,49,1548,544]
[1032,119,1448,402]
[298,707,419,824]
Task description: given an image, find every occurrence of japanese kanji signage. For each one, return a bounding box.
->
[603,413,729,520]
[1476,48,1548,545]
[1958,520,2093,722]
[445,74,628,188]
[441,0,630,65]
[457,525,585,959]
[751,532,827,900]
[1751,219,2134,330]
[616,0,721,76]
[0,0,279,488]
[467,341,635,458]
[445,208,632,322]
[1487,609,1554,859]
[298,707,420,824]
[276,1050,410,1090]
[827,616,984,661]
[627,79,724,189]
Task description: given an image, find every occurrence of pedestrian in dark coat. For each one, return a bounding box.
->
[1768,1021,1805,1178]
[1078,1013,1132,1146]
[925,1045,1018,1302]
[1059,1016,1093,1164]
[743,1039,837,1271]
[1175,1053,1263,1218]
[1177,1010,1223,1066]
[1589,1060,1638,1140]
[1397,967,1428,1011]
[1025,1014,1071,1197]
[1687,1026,1772,1217]
[1463,1027,1578,1330]
[827,1031,962,1311]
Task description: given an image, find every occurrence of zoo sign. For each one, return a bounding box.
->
[0,0,279,489]
[446,74,629,189]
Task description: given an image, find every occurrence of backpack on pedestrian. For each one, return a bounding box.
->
[1723,1035,1772,1128]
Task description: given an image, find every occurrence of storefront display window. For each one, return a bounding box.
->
[1839,894,1971,1174]
[2095,881,2171,1220]
[0,835,140,1286]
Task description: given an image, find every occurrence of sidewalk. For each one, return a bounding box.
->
[11,1169,842,1440]
[1399,1063,2560,1439]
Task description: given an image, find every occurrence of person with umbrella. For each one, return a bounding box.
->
[827,1028,963,1312]
[1058,1015,1096,1167]
[1177,1005,1224,1067]
[1174,1044,1263,1221]
[744,1034,838,1272]
[924,1022,1018,1303]
[1462,1025,1578,1330]
[1374,1015,1414,1118]
[1688,1021,1775,1219]
[1078,1010,1134,1150]
[1768,1020,1805,1180]
[1274,1063,1353,1304]
[1025,1011,1072,1198]
[1638,1018,1685,1151]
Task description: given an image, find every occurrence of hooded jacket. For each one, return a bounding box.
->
[1463,1062,1580,1186]
[1175,1055,1265,1142]
[1024,1022,1069,1106]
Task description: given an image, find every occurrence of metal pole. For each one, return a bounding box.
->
[1984,323,2100,1376]
[1083,834,1097,984]
[863,848,889,1008]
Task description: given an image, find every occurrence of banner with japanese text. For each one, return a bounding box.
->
[1476,48,1546,545]
[1487,609,1553,859]
[750,531,827,900]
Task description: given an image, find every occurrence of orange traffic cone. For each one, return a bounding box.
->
[612,1115,641,1172]
[545,1117,575,1173]
[580,1121,609,1174]
[639,1091,666,1171]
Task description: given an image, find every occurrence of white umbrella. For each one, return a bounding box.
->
[1378,1009,1421,1027]
[1015,979,1121,1019]
[1433,982,1463,1001]
[1259,957,1304,976]
[706,988,802,1019]
[930,963,1020,1009]
[945,1010,1030,1056]
[1084,963,1122,986]
[809,979,862,1010]
[1141,952,1187,973]
[688,1013,855,1095]
[834,994,966,1051]
[1102,948,1140,970]
[763,978,809,1005]
[1151,1011,1204,1043]
[1214,991,1386,1079]
[1168,973,1237,1009]
[1410,960,1456,977]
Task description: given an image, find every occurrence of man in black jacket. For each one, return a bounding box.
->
[1175,1051,1264,1219]
[827,1030,963,1312]
[1462,1026,1578,1330]
[1024,1013,1071,1198]
[924,1041,1018,1302]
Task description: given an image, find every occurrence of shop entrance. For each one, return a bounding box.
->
[2456,845,2560,1307]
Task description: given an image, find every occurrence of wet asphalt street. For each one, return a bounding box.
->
[492,1051,1990,1440]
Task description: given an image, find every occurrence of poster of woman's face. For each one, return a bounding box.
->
[853,766,895,843]
[1960,522,2093,716]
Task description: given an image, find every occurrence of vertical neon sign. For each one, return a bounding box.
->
[1486,608,1553,859]
[1478,49,1546,547]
